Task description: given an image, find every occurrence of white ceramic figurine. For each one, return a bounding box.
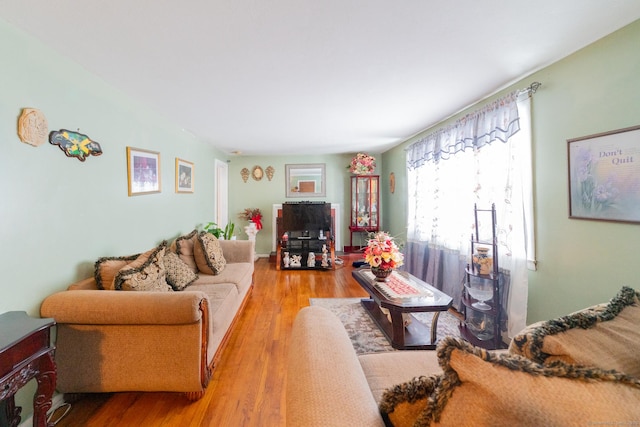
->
[283,251,290,268]
[290,254,302,268]
[307,252,316,267]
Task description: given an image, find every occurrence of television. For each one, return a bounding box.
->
[282,202,332,235]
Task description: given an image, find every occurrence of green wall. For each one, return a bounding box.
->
[381,19,640,324]
[0,19,229,317]
[227,153,381,255]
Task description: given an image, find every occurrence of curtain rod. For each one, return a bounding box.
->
[518,81,542,96]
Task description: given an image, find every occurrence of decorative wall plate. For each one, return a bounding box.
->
[49,129,103,162]
[266,166,275,181]
[241,168,250,183]
[17,108,48,147]
[252,166,264,181]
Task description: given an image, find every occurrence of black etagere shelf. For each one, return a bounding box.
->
[459,203,506,350]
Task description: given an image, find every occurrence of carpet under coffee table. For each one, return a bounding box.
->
[309,298,460,355]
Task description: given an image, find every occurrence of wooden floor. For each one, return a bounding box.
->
[53,254,370,426]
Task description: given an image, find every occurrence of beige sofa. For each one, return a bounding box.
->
[287,286,640,426]
[41,231,254,400]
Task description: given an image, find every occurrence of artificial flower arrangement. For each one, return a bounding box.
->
[239,208,263,230]
[364,231,404,271]
[348,152,376,175]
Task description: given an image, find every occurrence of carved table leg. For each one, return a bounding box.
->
[430,311,442,345]
[33,352,56,427]
[1,397,22,427]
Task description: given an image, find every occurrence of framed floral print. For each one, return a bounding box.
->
[568,125,640,223]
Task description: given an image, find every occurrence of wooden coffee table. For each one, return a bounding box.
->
[352,269,453,350]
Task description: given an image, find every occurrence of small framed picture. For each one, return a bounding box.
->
[126,147,161,196]
[176,158,194,193]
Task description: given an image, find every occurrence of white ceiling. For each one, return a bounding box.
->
[3,1,640,156]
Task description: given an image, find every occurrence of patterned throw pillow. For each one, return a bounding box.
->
[164,251,198,291]
[379,337,640,426]
[509,286,640,376]
[171,229,199,273]
[194,232,226,275]
[114,243,172,292]
[94,253,140,290]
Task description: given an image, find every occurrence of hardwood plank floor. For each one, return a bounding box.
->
[53,254,369,426]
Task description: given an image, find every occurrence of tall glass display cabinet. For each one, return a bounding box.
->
[347,175,379,251]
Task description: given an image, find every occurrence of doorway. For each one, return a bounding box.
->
[215,159,229,226]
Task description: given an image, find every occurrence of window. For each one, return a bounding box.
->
[405,90,535,337]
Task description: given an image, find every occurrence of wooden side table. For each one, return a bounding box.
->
[0,311,56,427]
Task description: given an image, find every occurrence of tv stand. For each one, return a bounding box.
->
[276,234,335,270]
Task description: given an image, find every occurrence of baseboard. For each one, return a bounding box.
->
[18,392,66,427]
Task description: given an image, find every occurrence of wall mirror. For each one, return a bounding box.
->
[285,163,326,197]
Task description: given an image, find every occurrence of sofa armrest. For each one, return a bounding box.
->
[41,290,208,325]
[219,240,254,263]
[67,277,99,290]
[287,306,385,427]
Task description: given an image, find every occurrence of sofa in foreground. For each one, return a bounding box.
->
[41,230,254,400]
[287,286,640,426]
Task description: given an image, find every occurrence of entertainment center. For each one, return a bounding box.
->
[275,202,336,270]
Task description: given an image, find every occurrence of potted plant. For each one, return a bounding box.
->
[239,208,263,230]
[223,222,236,240]
[203,222,224,238]
[204,222,236,240]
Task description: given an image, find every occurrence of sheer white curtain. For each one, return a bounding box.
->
[406,91,535,337]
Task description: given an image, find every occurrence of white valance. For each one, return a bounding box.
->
[406,91,520,169]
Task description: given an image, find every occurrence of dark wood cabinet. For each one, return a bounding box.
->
[347,175,380,251]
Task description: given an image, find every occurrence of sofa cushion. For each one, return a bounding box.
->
[358,351,442,404]
[194,232,226,275]
[191,262,253,295]
[171,229,199,273]
[164,251,198,291]
[94,253,140,290]
[509,286,640,376]
[379,337,640,427]
[114,243,172,292]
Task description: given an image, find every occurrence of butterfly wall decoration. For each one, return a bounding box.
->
[49,129,103,162]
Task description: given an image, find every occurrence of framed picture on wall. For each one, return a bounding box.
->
[285,163,326,197]
[567,124,640,223]
[126,147,161,196]
[175,158,194,193]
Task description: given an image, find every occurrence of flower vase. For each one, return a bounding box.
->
[371,266,393,282]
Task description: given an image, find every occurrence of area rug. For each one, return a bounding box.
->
[309,298,461,355]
